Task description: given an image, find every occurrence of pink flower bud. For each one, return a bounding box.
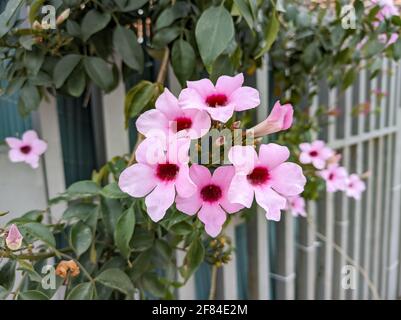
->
[6,224,23,251]
[56,9,71,25]
[32,20,41,30]
[249,100,293,138]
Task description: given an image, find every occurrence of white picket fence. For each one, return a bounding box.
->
[177,58,401,300]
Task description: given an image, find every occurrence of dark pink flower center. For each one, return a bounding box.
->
[156,163,179,181]
[175,117,192,132]
[205,93,228,107]
[20,145,32,154]
[247,166,270,186]
[309,150,318,157]
[328,173,335,180]
[200,184,222,203]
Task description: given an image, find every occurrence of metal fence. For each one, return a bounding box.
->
[178,58,401,300]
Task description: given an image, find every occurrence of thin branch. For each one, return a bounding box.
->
[156,47,170,84]
[208,265,218,300]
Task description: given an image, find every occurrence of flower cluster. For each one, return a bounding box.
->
[299,140,366,200]
[119,74,307,237]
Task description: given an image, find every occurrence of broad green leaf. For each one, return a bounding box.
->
[169,221,193,235]
[66,20,81,38]
[101,198,123,237]
[171,39,196,86]
[84,56,115,91]
[67,180,100,195]
[155,2,189,30]
[210,55,235,82]
[255,10,280,59]
[0,260,16,290]
[20,82,40,112]
[63,203,97,221]
[81,10,111,41]
[70,222,92,256]
[342,68,357,90]
[131,228,154,251]
[129,250,152,281]
[101,182,128,199]
[152,26,181,49]
[182,238,204,280]
[96,268,134,296]
[17,260,42,282]
[0,0,24,38]
[195,6,235,68]
[53,54,82,88]
[233,0,254,30]
[124,80,163,127]
[115,0,148,12]
[67,66,86,97]
[113,25,144,72]
[114,205,136,259]
[21,222,56,248]
[141,273,166,298]
[67,282,95,300]
[24,48,44,76]
[19,35,36,50]
[19,290,49,300]
[392,37,401,60]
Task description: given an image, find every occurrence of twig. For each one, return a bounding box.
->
[156,47,170,84]
[208,265,218,300]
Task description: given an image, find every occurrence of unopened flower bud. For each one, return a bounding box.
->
[56,260,80,278]
[32,20,41,30]
[6,224,23,251]
[231,121,241,129]
[56,8,70,25]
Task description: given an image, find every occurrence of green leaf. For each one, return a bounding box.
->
[67,66,86,97]
[113,25,144,73]
[53,54,82,89]
[129,250,152,281]
[155,2,189,30]
[255,10,280,59]
[96,268,134,296]
[182,238,204,280]
[81,10,111,41]
[67,180,100,195]
[70,222,92,256]
[66,20,81,38]
[84,56,115,91]
[21,222,56,248]
[17,260,42,283]
[210,55,235,82]
[124,80,163,127]
[19,290,49,300]
[19,35,36,50]
[101,198,123,237]
[391,37,401,60]
[195,6,235,68]
[152,26,181,49]
[20,82,40,112]
[63,203,97,221]
[114,205,136,259]
[0,260,16,290]
[170,221,193,235]
[141,273,166,298]
[171,39,196,86]
[115,0,148,12]
[24,49,44,76]
[0,0,24,38]
[342,68,357,90]
[233,0,254,30]
[101,182,128,199]
[28,0,45,23]
[67,282,95,300]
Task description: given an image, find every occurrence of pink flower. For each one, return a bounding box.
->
[371,0,399,20]
[5,130,47,169]
[249,100,294,137]
[346,174,366,200]
[378,33,399,46]
[299,140,334,170]
[176,165,244,237]
[227,144,306,221]
[286,195,306,217]
[118,137,196,222]
[136,88,211,140]
[6,224,23,251]
[319,164,348,193]
[178,73,260,123]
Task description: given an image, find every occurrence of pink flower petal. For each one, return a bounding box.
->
[299,143,311,152]
[299,152,312,164]
[178,88,207,111]
[215,74,244,96]
[8,149,25,162]
[118,163,157,197]
[155,88,183,119]
[135,137,166,165]
[136,109,169,137]
[175,164,197,198]
[258,143,290,170]
[181,109,211,139]
[228,173,254,208]
[22,130,38,143]
[31,139,47,155]
[270,162,306,196]
[25,153,40,169]
[189,164,212,187]
[5,137,22,149]
[187,79,215,98]
[228,145,258,174]
[205,104,235,123]
[211,165,235,190]
[229,86,260,111]
[145,183,176,222]
[198,203,226,237]
[176,192,202,215]
[255,186,286,221]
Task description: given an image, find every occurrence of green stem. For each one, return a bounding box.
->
[208,265,218,300]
